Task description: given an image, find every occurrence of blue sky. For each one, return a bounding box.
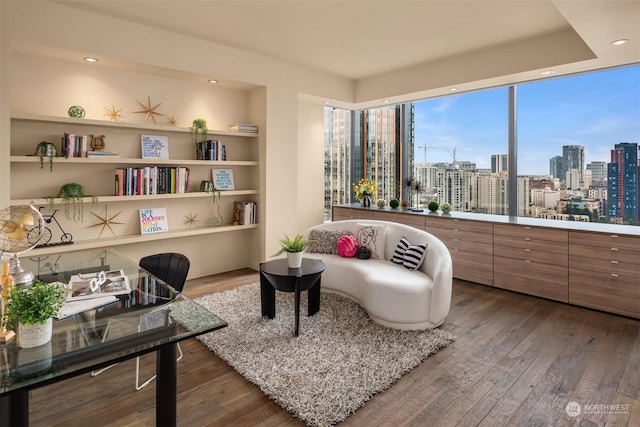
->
[414,64,640,175]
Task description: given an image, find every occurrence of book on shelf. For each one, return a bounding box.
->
[232,201,257,225]
[229,124,258,133]
[139,207,169,234]
[64,269,132,301]
[56,295,117,320]
[61,133,89,157]
[114,166,189,196]
[195,139,227,161]
[141,134,169,159]
[211,168,235,190]
[87,151,120,157]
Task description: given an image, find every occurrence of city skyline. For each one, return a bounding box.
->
[413,64,640,176]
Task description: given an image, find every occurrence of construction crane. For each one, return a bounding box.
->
[417,145,457,164]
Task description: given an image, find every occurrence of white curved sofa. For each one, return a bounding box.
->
[303,219,452,330]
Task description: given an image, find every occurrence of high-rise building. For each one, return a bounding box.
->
[586,161,607,186]
[607,142,639,222]
[566,169,581,190]
[491,154,508,173]
[324,107,352,217]
[549,155,563,179]
[562,145,585,182]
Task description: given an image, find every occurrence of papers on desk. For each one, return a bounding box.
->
[56,295,117,319]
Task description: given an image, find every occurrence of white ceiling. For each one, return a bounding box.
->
[39,0,640,103]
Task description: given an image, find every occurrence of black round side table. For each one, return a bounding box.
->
[259,258,326,336]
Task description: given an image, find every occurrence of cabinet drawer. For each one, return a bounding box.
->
[495,245,568,266]
[425,217,493,234]
[430,227,493,245]
[570,231,639,251]
[569,244,640,263]
[332,207,375,220]
[494,235,568,256]
[494,258,568,302]
[442,237,493,255]
[569,269,640,319]
[450,249,493,285]
[494,224,568,243]
[570,257,640,278]
[373,211,426,229]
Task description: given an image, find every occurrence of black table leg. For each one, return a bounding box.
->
[156,342,177,426]
[294,276,301,337]
[308,277,321,316]
[0,390,28,426]
[260,271,276,318]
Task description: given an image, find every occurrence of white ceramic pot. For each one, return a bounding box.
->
[287,252,303,269]
[18,318,53,348]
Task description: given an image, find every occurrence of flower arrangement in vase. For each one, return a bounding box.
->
[353,178,377,207]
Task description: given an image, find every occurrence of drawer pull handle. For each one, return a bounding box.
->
[610,235,619,238]
[524,249,531,252]
[524,237,531,241]
[453,229,459,232]
[610,260,619,264]
[610,273,619,277]
[525,260,531,263]
[453,248,459,252]
[610,247,619,251]
[454,238,459,242]
[525,226,531,230]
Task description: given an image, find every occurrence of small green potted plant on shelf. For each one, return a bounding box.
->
[33,141,58,171]
[428,200,440,214]
[273,233,314,268]
[191,118,208,159]
[3,280,66,348]
[45,182,98,222]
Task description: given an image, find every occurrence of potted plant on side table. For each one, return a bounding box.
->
[274,234,314,268]
[3,280,66,348]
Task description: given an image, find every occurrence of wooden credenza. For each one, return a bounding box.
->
[331,205,640,319]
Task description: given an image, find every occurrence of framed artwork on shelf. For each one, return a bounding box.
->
[141,134,169,159]
[211,168,235,190]
[139,207,169,234]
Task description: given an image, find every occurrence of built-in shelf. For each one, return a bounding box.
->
[11,113,259,138]
[25,223,259,256]
[11,190,259,206]
[10,156,258,167]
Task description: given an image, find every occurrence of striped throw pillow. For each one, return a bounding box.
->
[392,236,428,270]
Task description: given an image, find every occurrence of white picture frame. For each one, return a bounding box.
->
[211,168,235,190]
[141,134,169,159]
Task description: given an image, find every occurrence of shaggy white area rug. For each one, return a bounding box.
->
[195,283,454,426]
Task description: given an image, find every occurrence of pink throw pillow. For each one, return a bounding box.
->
[337,235,358,257]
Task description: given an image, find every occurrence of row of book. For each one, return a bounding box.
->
[233,201,258,225]
[115,166,190,196]
[229,124,258,133]
[195,140,227,161]
[61,133,120,158]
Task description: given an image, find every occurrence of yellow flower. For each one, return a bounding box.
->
[352,178,377,200]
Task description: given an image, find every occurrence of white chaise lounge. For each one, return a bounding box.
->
[303,219,452,330]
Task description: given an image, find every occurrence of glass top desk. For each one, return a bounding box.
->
[0,249,227,426]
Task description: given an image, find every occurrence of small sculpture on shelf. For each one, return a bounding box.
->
[200,180,223,226]
[89,135,106,151]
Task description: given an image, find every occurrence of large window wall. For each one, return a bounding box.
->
[325,64,640,227]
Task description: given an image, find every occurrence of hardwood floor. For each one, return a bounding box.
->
[29,269,639,427]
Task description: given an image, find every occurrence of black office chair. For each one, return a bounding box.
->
[92,253,191,390]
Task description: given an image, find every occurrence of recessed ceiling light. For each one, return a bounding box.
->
[208,79,219,84]
[383,100,390,103]
[324,101,331,105]
[84,57,98,63]
[449,87,458,92]
[541,70,555,76]
[611,39,629,46]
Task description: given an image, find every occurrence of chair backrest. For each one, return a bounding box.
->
[139,253,190,292]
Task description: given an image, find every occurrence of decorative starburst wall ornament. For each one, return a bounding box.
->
[89,206,124,238]
[184,212,199,228]
[104,105,123,121]
[133,96,165,124]
[166,116,179,126]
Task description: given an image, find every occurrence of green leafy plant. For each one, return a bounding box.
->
[428,200,440,212]
[389,198,400,209]
[33,141,58,171]
[376,199,386,208]
[46,182,98,222]
[273,233,315,256]
[3,280,66,327]
[440,202,452,214]
[190,118,208,145]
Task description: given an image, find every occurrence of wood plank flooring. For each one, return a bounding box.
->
[28,269,640,427]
